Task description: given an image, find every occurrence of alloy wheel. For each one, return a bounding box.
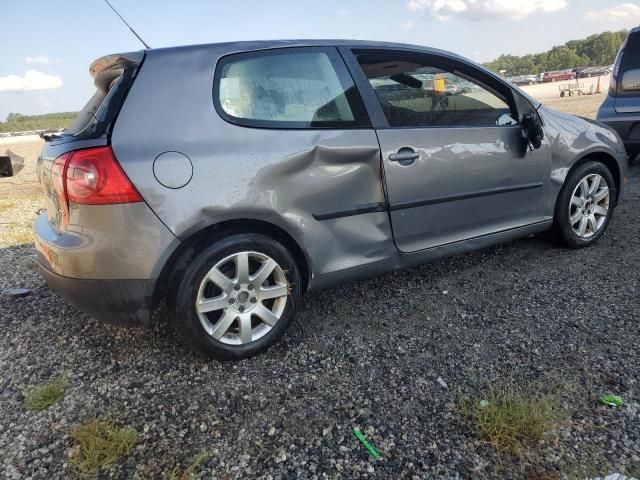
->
[195,251,289,345]
[568,173,610,238]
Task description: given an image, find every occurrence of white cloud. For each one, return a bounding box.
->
[0,70,63,92]
[407,0,568,20]
[24,56,59,65]
[401,20,415,29]
[586,3,640,23]
[337,8,350,16]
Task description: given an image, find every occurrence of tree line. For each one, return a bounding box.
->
[0,112,77,133]
[484,30,628,76]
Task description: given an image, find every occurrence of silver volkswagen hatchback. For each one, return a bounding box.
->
[35,40,627,360]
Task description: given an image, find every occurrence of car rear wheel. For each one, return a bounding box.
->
[553,161,615,248]
[170,233,301,360]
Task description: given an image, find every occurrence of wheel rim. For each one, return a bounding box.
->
[195,251,289,345]
[568,173,610,239]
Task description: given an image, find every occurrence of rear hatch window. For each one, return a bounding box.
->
[45,51,144,143]
[615,31,640,113]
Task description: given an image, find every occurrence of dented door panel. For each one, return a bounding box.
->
[112,45,393,283]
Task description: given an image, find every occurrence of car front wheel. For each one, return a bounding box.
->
[553,161,615,248]
[170,233,301,360]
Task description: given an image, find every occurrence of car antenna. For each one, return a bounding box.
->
[102,0,151,49]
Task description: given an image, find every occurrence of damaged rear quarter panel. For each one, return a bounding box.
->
[111,45,394,284]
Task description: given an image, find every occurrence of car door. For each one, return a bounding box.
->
[340,47,550,253]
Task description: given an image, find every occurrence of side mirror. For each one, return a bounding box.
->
[521,113,544,150]
[621,69,640,92]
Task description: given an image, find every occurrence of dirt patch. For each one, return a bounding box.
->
[0,135,45,197]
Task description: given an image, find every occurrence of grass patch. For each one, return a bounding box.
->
[563,452,611,480]
[167,451,211,480]
[24,372,68,411]
[70,419,138,478]
[0,202,15,214]
[2,223,34,245]
[460,382,559,457]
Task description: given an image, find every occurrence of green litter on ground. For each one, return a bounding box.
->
[353,428,380,459]
[599,394,624,407]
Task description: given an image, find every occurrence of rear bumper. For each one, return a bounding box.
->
[597,100,640,156]
[600,119,640,152]
[38,263,153,326]
[32,204,178,326]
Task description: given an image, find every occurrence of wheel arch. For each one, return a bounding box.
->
[152,218,312,309]
[556,151,622,210]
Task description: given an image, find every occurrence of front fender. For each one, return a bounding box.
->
[539,107,627,213]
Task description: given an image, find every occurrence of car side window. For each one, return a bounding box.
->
[356,53,517,128]
[215,48,370,129]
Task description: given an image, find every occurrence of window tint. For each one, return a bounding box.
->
[357,54,516,128]
[621,32,640,72]
[216,49,369,129]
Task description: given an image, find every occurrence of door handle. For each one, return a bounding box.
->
[389,148,419,165]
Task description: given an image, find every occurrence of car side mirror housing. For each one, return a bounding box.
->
[621,69,640,92]
[521,113,544,150]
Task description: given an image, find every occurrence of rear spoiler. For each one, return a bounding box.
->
[49,51,145,144]
[89,51,145,79]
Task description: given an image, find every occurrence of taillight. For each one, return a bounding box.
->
[53,146,142,210]
[51,152,70,228]
[610,43,625,96]
[609,75,618,95]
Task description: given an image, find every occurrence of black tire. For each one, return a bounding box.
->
[553,161,615,249]
[168,233,302,360]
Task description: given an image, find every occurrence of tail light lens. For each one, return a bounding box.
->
[610,41,626,96]
[609,75,617,94]
[65,147,142,204]
[52,146,142,214]
[51,153,70,228]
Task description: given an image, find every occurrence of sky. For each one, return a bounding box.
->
[1,0,639,121]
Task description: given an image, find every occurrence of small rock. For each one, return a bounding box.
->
[268,427,276,436]
[3,288,31,297]
[437,377,448,389]
[274,450,287,464]
[199,423,207,432]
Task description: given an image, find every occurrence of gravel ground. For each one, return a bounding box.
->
[1,143,639,478]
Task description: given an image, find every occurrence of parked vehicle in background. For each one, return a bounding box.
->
[580,65,613,78]
[597,27,640,163]
[34,40,627,360]
[573,67,590,78]
[508,74,539,86]
[543,70,576,82]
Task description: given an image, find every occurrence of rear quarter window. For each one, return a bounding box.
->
[213,47,370,129]
[621,32,640,72]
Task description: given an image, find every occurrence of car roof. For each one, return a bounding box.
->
[142,39,542,109]
[148,39,459,59]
